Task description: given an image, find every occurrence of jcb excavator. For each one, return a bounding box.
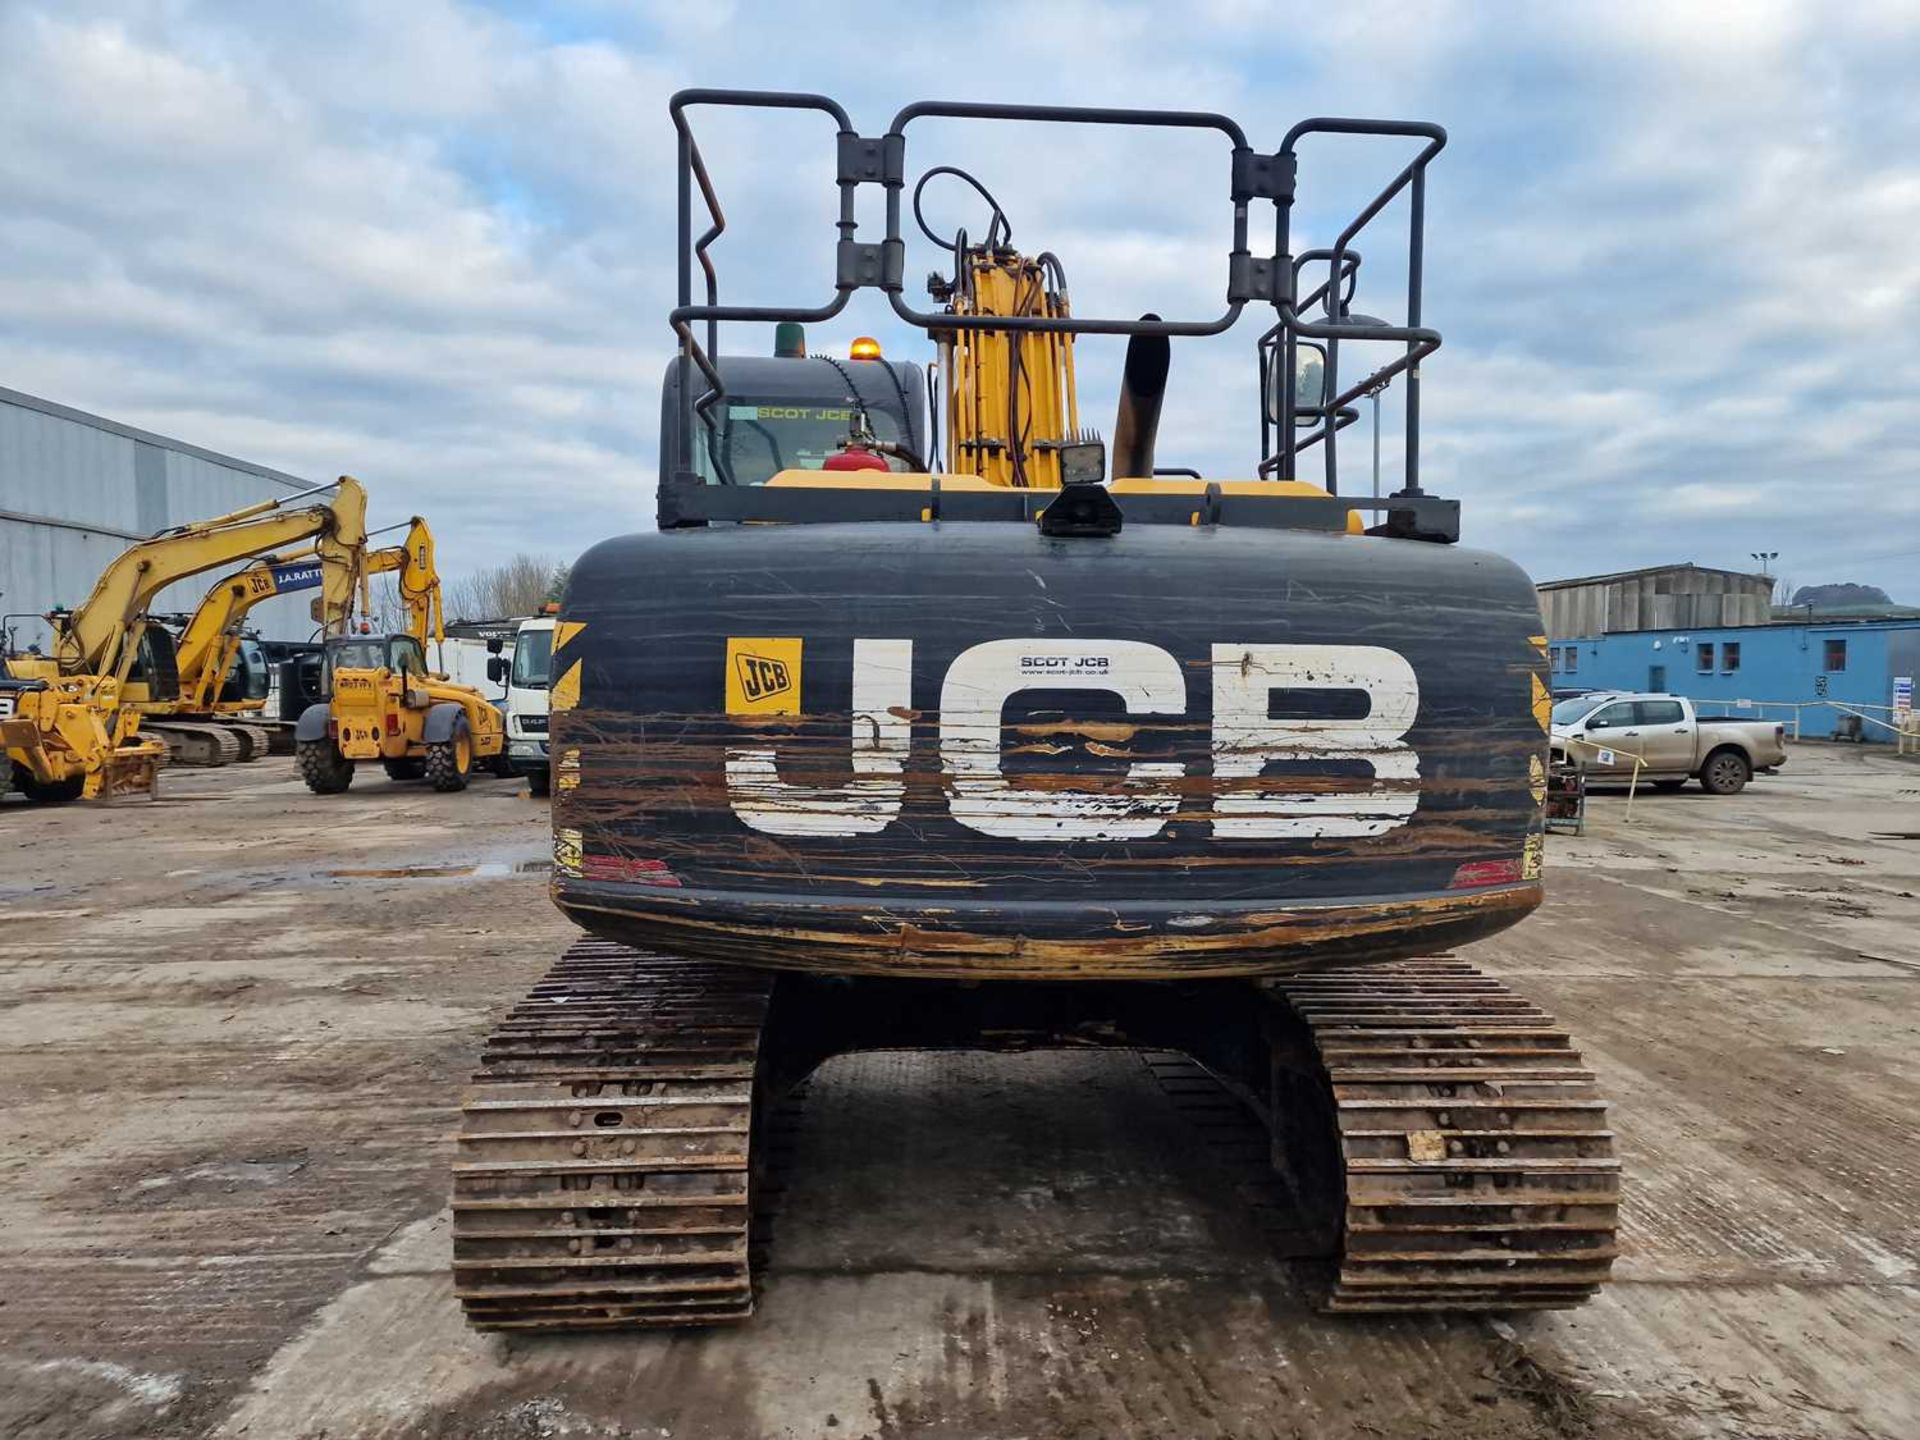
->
[450,94,1617,1331]
[4,478,369,798]
[294,516,506,793]
[128,548,336,764]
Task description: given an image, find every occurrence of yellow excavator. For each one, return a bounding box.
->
[449,94,1616,1333]
[0,666,161,803]
[127,547,337,764]
[293,516,506,793]
[4,478,368,800]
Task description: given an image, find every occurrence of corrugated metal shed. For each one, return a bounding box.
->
[1537,563,1775,639]
[1,385,320,653]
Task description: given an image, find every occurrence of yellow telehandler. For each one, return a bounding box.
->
[293,517,506,794]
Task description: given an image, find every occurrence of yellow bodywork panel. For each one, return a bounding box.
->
[762,471,1367,534]
[1,673,163,799]
[327,667,504,762]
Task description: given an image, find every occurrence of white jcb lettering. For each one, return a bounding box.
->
[720,639,1423,841]
[724,638,912,836]
[1210,643,1420,838]
[941,639,1185,840]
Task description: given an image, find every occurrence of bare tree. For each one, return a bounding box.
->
[443,554,569,622]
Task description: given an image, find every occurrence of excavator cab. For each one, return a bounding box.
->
[214,637,272,707]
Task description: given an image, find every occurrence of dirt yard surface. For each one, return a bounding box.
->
[1,745,1915,1439]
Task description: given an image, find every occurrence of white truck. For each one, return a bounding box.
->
[491,615,554,796]
[1550,691,1788,795]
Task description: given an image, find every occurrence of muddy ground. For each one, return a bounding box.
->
[1,745,1915,1439]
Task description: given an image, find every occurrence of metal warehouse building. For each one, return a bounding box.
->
[1,385,320,654]
[1541,565,1920,741]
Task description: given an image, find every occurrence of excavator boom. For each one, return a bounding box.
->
[169,543,364,715]
[54,477,368,685]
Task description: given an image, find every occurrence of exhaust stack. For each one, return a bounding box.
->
[1110,317,1169,479]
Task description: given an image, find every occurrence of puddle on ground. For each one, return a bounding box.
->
[323,860,551,879]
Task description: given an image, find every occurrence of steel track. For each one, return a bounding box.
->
[143,720,246,766]
[1271,958,1620,1311]
[454,945,1617,1331]
[452,940,773,1331]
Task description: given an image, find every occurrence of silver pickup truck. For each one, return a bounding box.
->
[1549,691,1788,795]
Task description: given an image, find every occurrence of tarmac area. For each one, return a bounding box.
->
[1,744,1916,1440]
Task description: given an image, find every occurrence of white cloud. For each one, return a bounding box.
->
[0,0,1916,601]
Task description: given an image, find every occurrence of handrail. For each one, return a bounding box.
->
[661,90,1449,529]
[1270,119,1446,494]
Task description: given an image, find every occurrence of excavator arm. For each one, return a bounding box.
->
[170,540,364,714]
[53,477,369,687]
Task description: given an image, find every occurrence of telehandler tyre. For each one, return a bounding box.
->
[382,757,426,782]
[297,739,355,794]
[425,720,474,793]
[18,771,85,803]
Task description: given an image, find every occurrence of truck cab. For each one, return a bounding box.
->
[495,616,555,795]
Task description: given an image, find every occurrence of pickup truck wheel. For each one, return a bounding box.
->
[424,721,473,793]
[297,740,355,794]
[1653,778,1688,792]
[1700,748,1751,796]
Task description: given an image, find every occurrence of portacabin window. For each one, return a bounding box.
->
[1722,641,1741,674]
[1824,638,1847,672]
[1565,647,1578,674]
[1696,642,1714,674]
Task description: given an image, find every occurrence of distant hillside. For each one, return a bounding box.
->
[1791,582,1893,607]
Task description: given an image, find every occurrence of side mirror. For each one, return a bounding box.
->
[486,656,505,684]
[1266,342,1329,423]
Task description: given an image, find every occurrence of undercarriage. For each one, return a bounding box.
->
[452,941,1619,1330]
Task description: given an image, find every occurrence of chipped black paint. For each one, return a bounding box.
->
[549,520,1548,978]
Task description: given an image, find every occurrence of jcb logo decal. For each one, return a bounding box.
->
[726,638,802,716]
[739,654,791,700]
[723,638,1421,842]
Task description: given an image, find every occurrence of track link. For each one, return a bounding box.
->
[453,940,774,1332]
[143,721,245,766]
[1272,958,1619,1312]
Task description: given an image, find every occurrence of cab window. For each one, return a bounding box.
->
[390,638,427,677]
[1636,700,1684,726]
[1585,703,1633,730]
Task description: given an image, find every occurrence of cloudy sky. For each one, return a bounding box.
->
[3,0,1917,601]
